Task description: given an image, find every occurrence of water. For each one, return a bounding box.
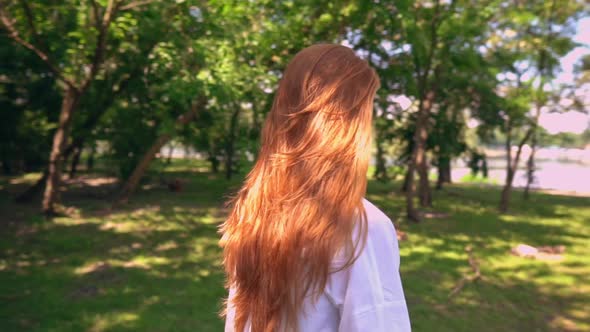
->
[160,144,590,195]
[452,147,590,195]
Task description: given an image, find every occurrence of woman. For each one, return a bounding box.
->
[221,44,411,332]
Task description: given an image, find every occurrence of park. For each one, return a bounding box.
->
[1,1,589,331]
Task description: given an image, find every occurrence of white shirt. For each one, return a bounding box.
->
[225,198,411,331]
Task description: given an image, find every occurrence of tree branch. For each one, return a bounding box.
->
[18,0,46,50]
[449,245,481,298]
[120,0,157,11]
[80,0,119,92]
[178,96,207,126]
[0,4,79,91]
[516,126,534,150]
[505,119,512,172]
[510,126,534,175]
[421,0,443,85]
[89,0,102,30]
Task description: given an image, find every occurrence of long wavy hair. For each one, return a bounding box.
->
[220,44,380,332]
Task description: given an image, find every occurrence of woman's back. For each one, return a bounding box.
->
[225,198,411,332]
[221,44,410,332]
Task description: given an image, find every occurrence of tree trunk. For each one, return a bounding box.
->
[401,167,411,192]
[436,169,443,190]
[500,122,514,213]
[15,139,82,203]
[499,123,532,213]
[499,170,515,213]
[405,126,421,220]
[524,99,542,200]
[406,98,433,221]
[117,101,203,203]
[166,143,175,164]
[404,161,420,222]
[417,154,432,207]
[87,144,96,171]
[209,154,219,173]
[373,138,388,181]
[523,134,536,200]
[408,0,443,211]
[117,134,171,203]
[405,87,436,221]
[225,106,241,180]
[68,143,83,179]
[42,87,79,216]
[208,145,220,174]
[481,155,488,178]
[416,90,435,208]
[436,155,451,190]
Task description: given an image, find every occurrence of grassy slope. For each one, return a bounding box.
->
[0,162,588,332]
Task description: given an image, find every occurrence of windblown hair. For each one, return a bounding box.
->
[220,44,380,332]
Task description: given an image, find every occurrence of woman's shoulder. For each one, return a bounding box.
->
[361,198,396,239]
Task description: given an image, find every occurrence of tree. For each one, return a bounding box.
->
[401,0,445,216]
[116,0,353,197]
[0,38,60,175]
[399,0,499,220]
[522,0,583,200]
[0,0,156,215]
[485,0,583,212]
[339,0,504,220]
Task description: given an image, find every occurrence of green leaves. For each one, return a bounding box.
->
[1,0,587,182]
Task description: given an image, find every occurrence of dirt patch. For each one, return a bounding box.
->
[421,211,451,219]
[396,229,408,241]
[511,244,566,262]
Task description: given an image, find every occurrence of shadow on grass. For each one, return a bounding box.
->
[397,211,590,331]
[366,182,590,332]
[0,169,237,331]
[0,172,588,331]
[0,206,227,332]
[403,263,590,332]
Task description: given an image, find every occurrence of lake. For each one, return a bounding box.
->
[452,147,590,196]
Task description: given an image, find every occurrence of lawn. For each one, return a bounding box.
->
[0,161,588,332]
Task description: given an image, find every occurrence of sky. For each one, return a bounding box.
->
[540,17,590,134]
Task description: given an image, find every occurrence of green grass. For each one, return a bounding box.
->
[458,173,500,185]
[0,161,589,331]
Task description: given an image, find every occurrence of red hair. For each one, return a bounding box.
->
[220,44,380,332]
